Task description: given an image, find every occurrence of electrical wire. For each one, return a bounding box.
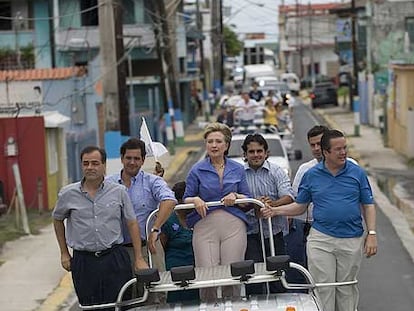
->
[0,1,105,21]
[46,37,140,108]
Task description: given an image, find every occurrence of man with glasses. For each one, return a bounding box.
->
[261,130,377,311]
[106,138,176,269]
[241,133,294,295]
[52,146,148,308]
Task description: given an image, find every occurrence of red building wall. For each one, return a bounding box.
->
[0,116,48,210]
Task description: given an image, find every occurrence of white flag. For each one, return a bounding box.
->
[140,117,168,159]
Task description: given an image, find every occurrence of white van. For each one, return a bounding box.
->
[280,73,300,95]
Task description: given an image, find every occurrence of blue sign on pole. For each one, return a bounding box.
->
[336,18,352,43]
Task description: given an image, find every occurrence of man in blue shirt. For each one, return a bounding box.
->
[261,130,377,311]
[242,133,294,295]
[106,138,177,269]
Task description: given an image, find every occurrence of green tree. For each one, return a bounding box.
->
[223,25,242,57]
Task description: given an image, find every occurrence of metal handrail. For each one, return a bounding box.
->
[145,198,274,268]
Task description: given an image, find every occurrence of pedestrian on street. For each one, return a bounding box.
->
[285,125,330,283]
[242,133,294,295]
[52,146,148,308]
[106,138,177,270]
[261,129,377,311]
[184,122,251,302]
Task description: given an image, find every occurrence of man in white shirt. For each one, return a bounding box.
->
[234,91,258,126]
[285,125,329,283]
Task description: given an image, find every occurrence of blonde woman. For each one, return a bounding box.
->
[263,97,278,129]
[184,122,251,302]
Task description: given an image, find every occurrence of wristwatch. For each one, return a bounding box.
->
[368,230,377,235]
[151,227,160,234]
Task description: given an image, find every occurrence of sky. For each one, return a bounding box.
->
[222,0,344,40]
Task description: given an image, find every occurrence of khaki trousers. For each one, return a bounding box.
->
[307,228,363,311]
[192,209,247,302]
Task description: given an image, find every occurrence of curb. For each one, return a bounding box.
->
[369,176,414,262]
[316,109,368,168]
[164,146,201,182]
[36,273,73,311]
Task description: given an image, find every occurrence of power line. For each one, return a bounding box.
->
[0,2,104,21]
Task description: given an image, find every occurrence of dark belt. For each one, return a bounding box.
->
[123,240,146,248]
[74,244,120,258]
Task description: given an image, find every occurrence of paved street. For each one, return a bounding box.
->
[1,101,414,311]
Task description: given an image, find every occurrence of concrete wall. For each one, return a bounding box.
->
[372,0,414,69]
[0,116,48,209]
[387,65,414,157]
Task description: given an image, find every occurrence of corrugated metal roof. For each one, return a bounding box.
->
[0,67,86,82]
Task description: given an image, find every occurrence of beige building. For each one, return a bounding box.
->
[387,64,414,158]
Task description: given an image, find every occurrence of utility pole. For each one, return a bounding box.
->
[351,0,360,136]
[295,0,303,77]
[152,0,182,151]
[14,12,22,68]
[196,0,209,121]
[308,1,315,87]
[351,0,358,97]
[219,0,224,91]
[98,0,129,137]
[211,0,222,94]
[366,0,374,126]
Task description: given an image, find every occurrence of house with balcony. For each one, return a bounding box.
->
[0,0,199,207]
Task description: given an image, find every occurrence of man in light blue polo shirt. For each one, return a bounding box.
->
[261,130,377,311]
[106,138,176,269]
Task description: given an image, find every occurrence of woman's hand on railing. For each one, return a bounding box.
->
[221,192,237,207]
[193,197,209,218]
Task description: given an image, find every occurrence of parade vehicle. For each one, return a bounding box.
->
[78,199,358,311]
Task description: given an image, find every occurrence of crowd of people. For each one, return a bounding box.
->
[52,106,377,311]
[216,82,292,134]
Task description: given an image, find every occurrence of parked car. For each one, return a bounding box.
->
[301,74,333,89]
[309,82,338,108]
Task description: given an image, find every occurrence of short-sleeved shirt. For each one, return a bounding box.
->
[296,159,374,238]
[106,170,177,241]
[52,181,136,251]
[244,160,293,237]
[162,213,194,270]
[249,90,264,102]
[291,158,318,221]
[235,99,258,121]
[184,157,251,228]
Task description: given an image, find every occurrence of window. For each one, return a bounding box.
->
[406,17,414,51]
[47,131,58,175]
[80,0,98,26]
[123,0,135,24]
[0,1,12,30]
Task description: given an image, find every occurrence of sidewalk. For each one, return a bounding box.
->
[0,111,413,311]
